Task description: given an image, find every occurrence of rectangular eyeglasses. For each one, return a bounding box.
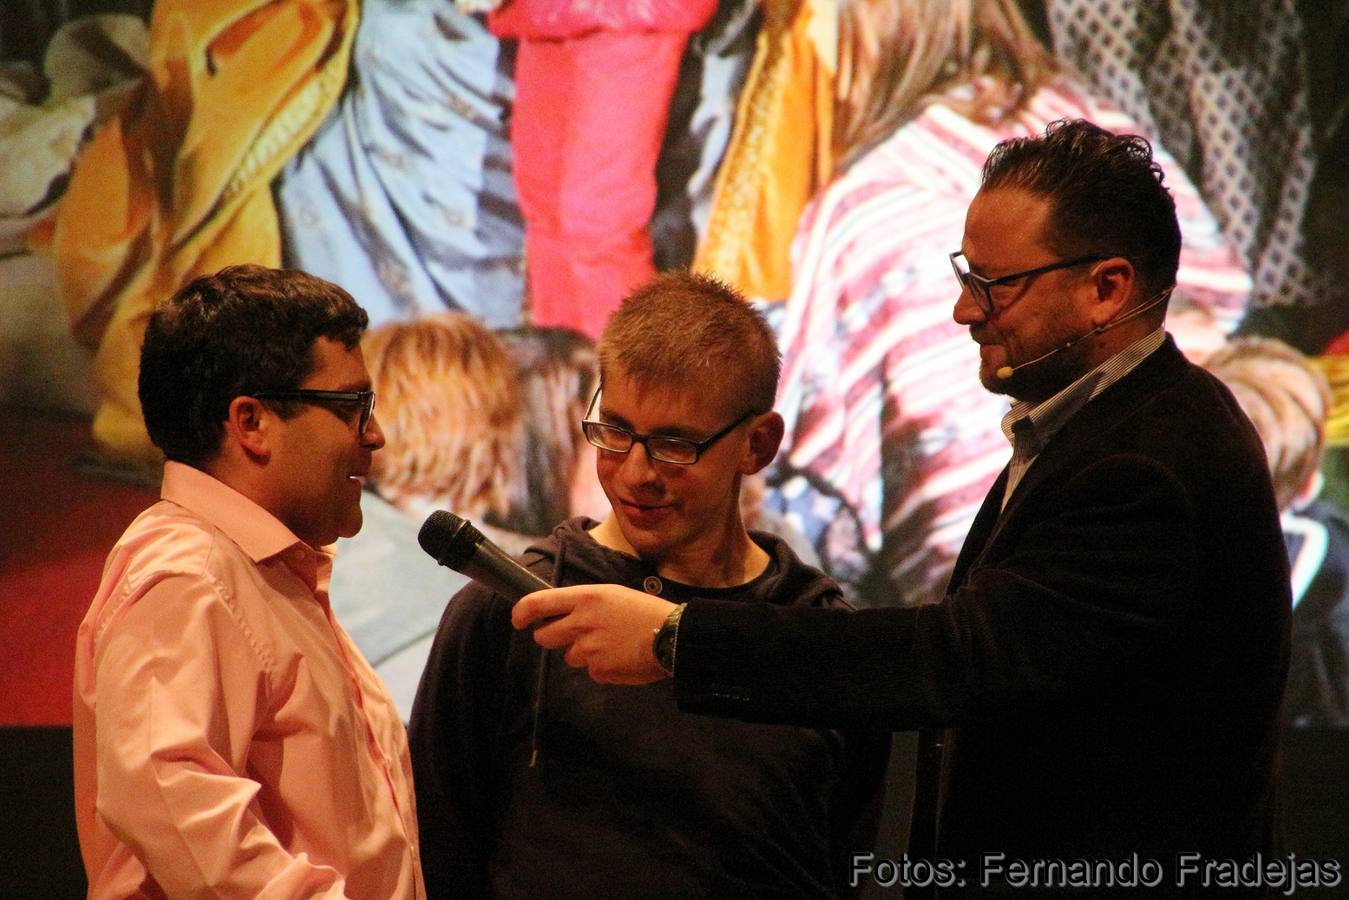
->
[949,250,1109,315]
[253,389,376,436]
[579,386,759,466]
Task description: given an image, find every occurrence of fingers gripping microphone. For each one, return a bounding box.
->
[418,510,549,601]
[995,288,1173,380]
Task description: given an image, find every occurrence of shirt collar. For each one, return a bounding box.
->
[160,462,335,589]
[1001,327,1167,455]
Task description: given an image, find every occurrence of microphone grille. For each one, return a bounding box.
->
[417,510,481,567]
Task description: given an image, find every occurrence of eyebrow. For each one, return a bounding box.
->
[305,379,372,392]
[959,247,1018,279]
[597,407,705,441]
[960,252,997,278]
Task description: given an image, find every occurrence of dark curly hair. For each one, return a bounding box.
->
[981,118,1181,302]
[138,264,368,467]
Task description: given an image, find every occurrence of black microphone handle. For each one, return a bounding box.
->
[457,536,551,601]
[417,510,550,601]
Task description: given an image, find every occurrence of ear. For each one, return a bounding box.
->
[741,411,785,475]
[224,395,272,461]
[1086,256,1136,327]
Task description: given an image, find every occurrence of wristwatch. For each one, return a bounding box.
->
[652,603,687,676]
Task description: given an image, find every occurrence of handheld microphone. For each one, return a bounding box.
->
[994,288,1172,380]
[418,510,550,601]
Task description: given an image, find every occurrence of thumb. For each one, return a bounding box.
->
[512,585,586,629]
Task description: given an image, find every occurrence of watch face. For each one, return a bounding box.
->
[652,603,685,675]
[654,627,675,671]
[654,610,680,674]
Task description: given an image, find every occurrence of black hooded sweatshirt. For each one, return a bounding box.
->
[409,517,891,899]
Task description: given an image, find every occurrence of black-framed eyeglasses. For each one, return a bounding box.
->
[253,389,377,436]
[580,386,762,466]
[949,250,1110,315]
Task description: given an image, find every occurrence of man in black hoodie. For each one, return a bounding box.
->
[409,271,891,899]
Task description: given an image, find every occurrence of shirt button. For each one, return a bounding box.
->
[642,576,663,595]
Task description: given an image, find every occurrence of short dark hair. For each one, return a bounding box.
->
[598,271,780,416]
[980,118,1181,302]
[138,264,369,467]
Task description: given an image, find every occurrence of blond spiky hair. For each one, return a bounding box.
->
[597,270,780,416]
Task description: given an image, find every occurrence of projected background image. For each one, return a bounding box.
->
[2,5,1347,889]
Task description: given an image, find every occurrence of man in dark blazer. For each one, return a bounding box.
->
[513,120,1293,893]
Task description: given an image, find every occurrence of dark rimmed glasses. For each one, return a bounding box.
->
[253,389,377,436]
[580,387,761,466]
[949,250,1110,315]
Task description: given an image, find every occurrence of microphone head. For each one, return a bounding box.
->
[996,365,1015,380]
[418,510,483,568]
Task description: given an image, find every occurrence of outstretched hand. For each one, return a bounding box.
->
[512,584,675,684]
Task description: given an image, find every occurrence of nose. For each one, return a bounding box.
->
[617,440,662,486]
[952,284,987,326]
[363,413,387,450]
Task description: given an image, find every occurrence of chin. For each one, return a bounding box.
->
[618,523,661,552]
[617,524,675,561]
[978,366,1011,396]
[338,510,364,540]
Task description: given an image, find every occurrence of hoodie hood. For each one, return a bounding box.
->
[525,516,847,610]
[517,517,848,766]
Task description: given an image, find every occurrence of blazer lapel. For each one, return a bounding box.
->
[967,338,1193,566]
[945,465,1010,593]
[912,338,1193,870]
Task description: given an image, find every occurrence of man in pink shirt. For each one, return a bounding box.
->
[72,265,425,898]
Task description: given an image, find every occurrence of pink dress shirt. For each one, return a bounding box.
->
[73,462,425,898]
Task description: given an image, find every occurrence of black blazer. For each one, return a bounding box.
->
[675,338,1291,873]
